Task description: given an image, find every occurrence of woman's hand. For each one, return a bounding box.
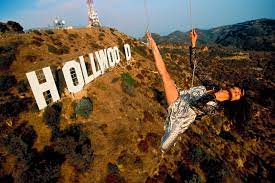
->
[189,29,198,48]
[146,32,157,50]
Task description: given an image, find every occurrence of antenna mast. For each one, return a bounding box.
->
[87,0,101,27]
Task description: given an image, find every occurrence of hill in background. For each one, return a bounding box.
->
[144,19,275,51]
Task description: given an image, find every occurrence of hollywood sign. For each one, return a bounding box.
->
[26,44,132,110]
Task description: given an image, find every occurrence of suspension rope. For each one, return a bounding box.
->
[188,0,193,30]
[144,0,150,32]
[191,59,197,87]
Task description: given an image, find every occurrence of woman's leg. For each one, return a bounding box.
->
[146,32,179,106]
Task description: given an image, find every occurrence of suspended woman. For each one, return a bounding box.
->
[146,30,247,152]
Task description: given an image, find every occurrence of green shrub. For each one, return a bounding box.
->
[0,44,14,54]
[201,158,229,182]
[90,42,101,49]
[43,102,62,129]
[32,30,42,36]
[45,29,54,35]
[132,45,147,57]
[48,45,70,55]
[68,33,78,41]
[60,45,70,54]
[121,73,136,96]
[0,52,16,70]
[110,28,116,32]
[177,163,202,183]
[1,122,37,160]
[63,29,68,34]
[31,40,42,47]
[74,98,93,118]
[18,146,65,183]
[52,39,62,46]
[48,45,60,54]
[17,79,29,93]
[98,32,105,41]
[0,75,17,91]
[0,96,31,118]
[187,144,206,164]
[24,54,37,62]
[117,38,124,46]
[32,36,44,42]
[53,124,93,171]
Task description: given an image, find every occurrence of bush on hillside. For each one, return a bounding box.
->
[63,29,68,34]
[31,40,42,47]
[0,44,14,54]
[121,73,136,96]
[24,54,37,62]
[0,52,16,70]
[32,30,42,36]
[68,33,78,41]
[90,42,101,50]
[187,144,206,164]
[201,158,229,182]
[45,30,54,35]
[0,96,31,118]
[18,146,65,183]
[132,45,148,57]
[52,39,62,46]
[99,32,105,41]
[43,102,63,130]
[47,45,60,54]
[74,98,93,118]
[117,37,124,46]
[0,75,17,91]
[48,45,70,55]
[53,124,93,171]
[1,122,37,161]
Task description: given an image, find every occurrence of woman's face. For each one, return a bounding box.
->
[229,87,244,101]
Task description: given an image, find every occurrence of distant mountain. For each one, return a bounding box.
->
[145,19,275,51]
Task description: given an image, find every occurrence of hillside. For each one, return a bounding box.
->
[0,23,274,182]
[146,19,275,51]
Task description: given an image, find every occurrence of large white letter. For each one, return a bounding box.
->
[62,61,85,94]
[26,67,60,110]
[113,46,121,64]
[95,49,109,74]
[79,56,95,84]
[89,53,101,79]
[124,44,132,62]
[107,47,116,67]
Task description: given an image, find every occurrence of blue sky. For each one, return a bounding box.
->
[0,0,274,37]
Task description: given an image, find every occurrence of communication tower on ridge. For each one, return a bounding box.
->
[87,0,101,27]
[53,17,66,29]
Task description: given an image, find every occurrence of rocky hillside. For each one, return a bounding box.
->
[0,22,274,182]
[147,19,275,51]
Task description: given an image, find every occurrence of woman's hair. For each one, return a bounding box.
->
[222,82,251,126]
[222,96,251,124]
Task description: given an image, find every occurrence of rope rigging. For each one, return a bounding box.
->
[144,0,150,32]
[143,0,197,88]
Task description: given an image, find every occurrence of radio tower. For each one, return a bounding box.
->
[87,0,101,27]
